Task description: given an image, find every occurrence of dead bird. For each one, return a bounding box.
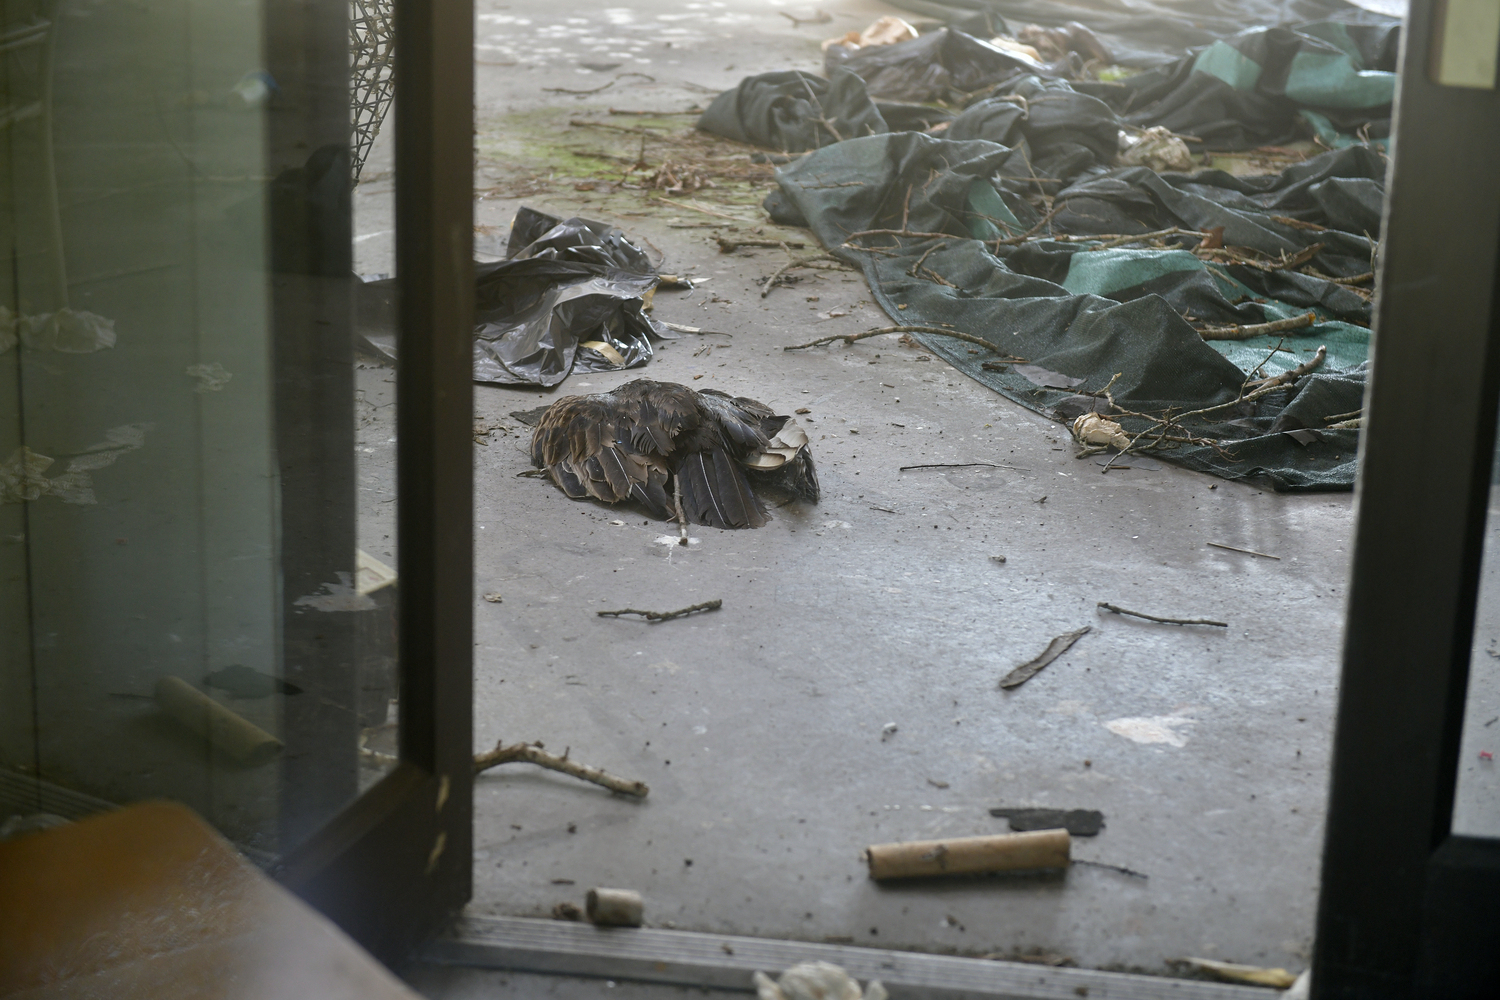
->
[531,379,818,536]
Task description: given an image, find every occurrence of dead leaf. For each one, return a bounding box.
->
[998,627,1090,689]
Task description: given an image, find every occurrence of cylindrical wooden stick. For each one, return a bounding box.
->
[866,829,1071,880]
[586,887,644,926]
[154,676,284,767]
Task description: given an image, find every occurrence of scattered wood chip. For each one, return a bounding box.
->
[482,593,503,603]
[999,627,1091,689]
[927,778,950,789]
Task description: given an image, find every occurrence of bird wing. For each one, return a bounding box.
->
[531,391,672,518]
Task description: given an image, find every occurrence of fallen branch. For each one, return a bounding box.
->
[474,740,650,798]
[1197,311,1316,341]
[1082,226,1196,251]
[784,325,1024,355]
[598,599,722,621]
[1207,541,1280,560]
[1097,601,1227,627]
[1245,344,1326,394]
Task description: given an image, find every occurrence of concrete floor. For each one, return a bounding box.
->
[353,0,1368,981]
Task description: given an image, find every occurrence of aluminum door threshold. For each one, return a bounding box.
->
[423,914,1279,999]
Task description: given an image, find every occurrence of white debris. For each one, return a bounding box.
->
[1117,126,1195,172]
[753,961,888,1000]
[1072,412,1131,450]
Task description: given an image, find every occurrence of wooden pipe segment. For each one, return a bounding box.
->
[866,829,1071,880]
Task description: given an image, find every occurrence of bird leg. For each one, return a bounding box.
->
[673,475,689,545]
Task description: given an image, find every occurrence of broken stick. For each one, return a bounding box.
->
[474,740,650,798]
[1197,311,1316,341]
[597,600,722,621]
[1207,541,1280,560]
[1097,602,1227,627]
[784,325,1023,356]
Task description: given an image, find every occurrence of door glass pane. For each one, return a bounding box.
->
[1453,427,1500,837]
[0,0,399,862]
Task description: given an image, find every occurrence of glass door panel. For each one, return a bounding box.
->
[1,0,400,864]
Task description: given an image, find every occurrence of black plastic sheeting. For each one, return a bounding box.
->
[357,208,672,388]
[769,132,1373,490]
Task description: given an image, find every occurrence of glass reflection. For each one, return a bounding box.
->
[0,0,398,860]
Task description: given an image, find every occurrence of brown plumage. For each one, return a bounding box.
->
[530,379,819,529]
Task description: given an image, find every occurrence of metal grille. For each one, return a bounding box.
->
[350,0,394,184]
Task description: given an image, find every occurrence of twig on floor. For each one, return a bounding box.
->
[545,73,655,96]
[1207,541,1280,560]
[660,321,732,337]
[899,461,1029,472]
[598,599,722,621]
[716,235,809,253]
[761,251,843,296]
[474,740,650,798]
[1073,858,1149,880]
[784,325,1025,355]
[1097,601,1227,627]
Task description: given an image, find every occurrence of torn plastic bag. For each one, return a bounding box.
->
[356,207,671,388]
[471,263,660,387]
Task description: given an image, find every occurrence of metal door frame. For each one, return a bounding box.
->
[1313,1,1500,996]
[274,0,475,964]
